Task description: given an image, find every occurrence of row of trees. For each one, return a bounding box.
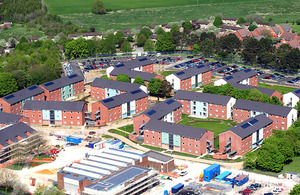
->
[244,121,300,172]
[0,37,61,97]
[203,83,282,105]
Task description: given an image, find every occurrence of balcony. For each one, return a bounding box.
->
[85,111,91,115]
[206,140,212,146]
[94,110,100,115]
[287,102,293,107]
[139,123,145,130]
[225,140,231,147]
[224,146,231,153]
[95,115,101,120]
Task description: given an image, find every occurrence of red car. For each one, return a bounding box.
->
[238,191,249,194]
[244,189,253,193]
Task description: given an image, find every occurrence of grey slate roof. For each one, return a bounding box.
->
[272,26,281,35]
[0,112,23,125]
[0,122,36,147]
[171,65,211,80]
[291,88,300,98]
[23,100,86,112]
[221,114,273,139]
[231,83,276,97]
[90,78,141,92]
[1,85,44,105]
[110,67,158,81]
[100,89,147,109]
[233,99,293,117]
[41,74,84,92]
[121,57,153,70]
[136,99,182,120]
[174,90,232,106]
[144,119,210,140]
[280,24,292,32]
[223,69,257,84]
[144,151,173,163]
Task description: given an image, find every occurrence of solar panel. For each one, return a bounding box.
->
[116,64,124,68]
[68,74,78,79]
[197,65,205,69]
[103,98,114,103]
[244,69,251,73]
[166,99,174,105]
[130,89,141,94]
[138,58,147,62]
[28,86,38,91]
[295,89,300,94]
[176,71,185,75]
[225,76,233,80]
[241,123,251,129]
[249,119,258,125]
[4,94,15,100]
[147,110,156,116]
[44,82,54,87]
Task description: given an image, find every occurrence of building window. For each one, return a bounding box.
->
[182,142,185,145]
[146,135,148,137]
[189,149,191,152]
[152,136,154,139]
[32,115,35,117]
[70,116,73,119]
[70,121,73,124]
[33,120,35,122]
[189,143,191,146]
[182,148,185,151]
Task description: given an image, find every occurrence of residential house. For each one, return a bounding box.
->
[283,88,300,107]
[280,32,298,43]
[219,114,273,156]
[270,26,282,38]
[279,24,293,33]
[0,85,45,115]
[68,32,102,40]
[90,78,147,100]
[23,100,88,126]
[233,99,297,130]
[166,65,211,91]
[174,90,236,120]
[91,89,148,125]
[222,18,238,26]
[214,69,258,86]
[40,74,84,101]
[235,29,252,40]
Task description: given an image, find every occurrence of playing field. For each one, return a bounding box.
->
[45,0,263,15]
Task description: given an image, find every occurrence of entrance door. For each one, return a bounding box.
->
[50,110,55,125]
[127,102,131,116]
[169,134,173,150]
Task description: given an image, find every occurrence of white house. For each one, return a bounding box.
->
[283,89,300,107]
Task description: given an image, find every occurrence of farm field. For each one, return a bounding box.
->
[54,0,300,34]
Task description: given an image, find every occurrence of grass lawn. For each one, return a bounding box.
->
[141,144,165,152]
[108,129,129,138]
[160,71,178,77]
[165,151,199,158]
[178,116,235,136]
[51,0,300,34]
[257,83,297,94]
[29,162,47,168]
[6,162,25,170]
[0,25,45,40]
[118,124,134,133]
[102,135,115,139]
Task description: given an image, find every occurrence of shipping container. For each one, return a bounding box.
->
[203,164,220,182]
[171,183,184,194]
[66,137,81,144]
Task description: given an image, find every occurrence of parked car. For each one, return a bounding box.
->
[271,189,280,194]
[243,189,253,193]
[273,187,283,192]
[247,186,257,191]
[180,171,188,176]
[251,183,262,188]
[264,193,273,195]
[238,191,250,194]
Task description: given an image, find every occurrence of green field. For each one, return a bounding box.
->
[257,83,297,94]
[0,25,45,40]
[178,115,235,136]
[45,0,300,34]
[161,71,178,77]
[119,124,134,133]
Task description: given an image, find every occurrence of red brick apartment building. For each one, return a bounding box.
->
[214,69,258,87]
[92,89,148,125]
[230,83,281,100]
[233,99,297,131]
[166,65,211,91]
[219,114,273,156]
[174,90,236,120]
[0,112,30,128]
[143,119,214,156]
[23,100,87,126]
[0,85,45,115]
[132,99,183,141]
[90,78,146,100]
[40,74,84,101]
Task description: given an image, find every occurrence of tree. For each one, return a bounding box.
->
[172,31,187,52]
[281,49,300,71]
[87,39,96,55]
[137,34,147,47]
[216,33,241,57]
[143,39,155,52]
[148,78,162,96]
[158,80,173,97]
[0,168,18,193]
[156,27,165,35]
[91,0,106,15]
[243,151,257,169]
[242,37,260,64]
[35,185,64,195]
[268,17,273,22]
[213,16,223,28]
[127,35,134,42]
[64,37,89,59]
[294,101,300,116]
[116,74,130,83]
[133,75,146,86]
[199,38,215,57]
[115,31,125,45]
[99,34,116,54]
[156,32,175,52]
[120,41,132,52]
[184,21,193,30]
[290,184,300,195]
[12,70,28,90]
[19,36,28,43]
[248,23,258,31]
[237,17,247,24]
[296,19,300,25]
[170,24,180,34]
[0,72,18,97]
[101,75,113,80]
[193,44,200,53]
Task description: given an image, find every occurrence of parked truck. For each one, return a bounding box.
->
[66,137,81,145]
